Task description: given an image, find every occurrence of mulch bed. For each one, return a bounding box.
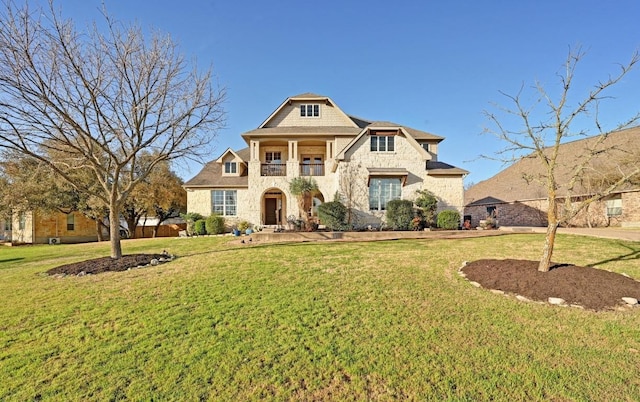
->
[462,259,640,311]
[46,254,168,276]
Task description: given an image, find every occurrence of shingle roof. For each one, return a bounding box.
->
[427,161,469,176]
[183,147,250,188]
[242,126,362,138]
[367,121,444,141]
[465,127,640,205]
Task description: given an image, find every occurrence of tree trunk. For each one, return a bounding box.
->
[538,197,559,272]
[538,223,559,272]
[95,219,105,242]
[109,208,122,259]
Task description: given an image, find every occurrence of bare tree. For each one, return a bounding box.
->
[484,48,640,272]
[338,162,368,229]
[0,1,225,258]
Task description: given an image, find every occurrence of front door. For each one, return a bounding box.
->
[265,198,277,225]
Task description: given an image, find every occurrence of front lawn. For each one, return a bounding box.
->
[1,234,639,400]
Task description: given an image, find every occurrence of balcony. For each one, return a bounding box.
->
[261,163,286,176]
[299,163,324,176]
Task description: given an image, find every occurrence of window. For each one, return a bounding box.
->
[18,213,26,230]
[67,213,75,231]
[212,190,237,216]
[369,178,401,211]
[265,151,282,163]
[301,155,323,176]
[486,206,496,217]
[224,162,237,174]
[370,135,395,152]
[421,143,430,152]
[606,198,622,216]
[4,220,10,231]
[300,104,320,117]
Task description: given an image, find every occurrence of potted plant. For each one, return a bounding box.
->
[238,220,252,235]
[232,226,241,236]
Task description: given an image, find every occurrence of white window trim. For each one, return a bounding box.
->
[224,161,237,175]
[605,198,622,217]
[212,190,237,216]
[370,135,395,153]
[369,178,402,211]
[300,104,320,118]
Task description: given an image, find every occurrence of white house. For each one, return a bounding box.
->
[184,93,467,229]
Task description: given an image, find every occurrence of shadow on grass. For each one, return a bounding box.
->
[589,242,640,268]
[178,239,332,259]
[0,257,25,265]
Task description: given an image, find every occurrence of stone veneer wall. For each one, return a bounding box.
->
[342,132,465,228]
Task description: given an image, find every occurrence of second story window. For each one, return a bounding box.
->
[370,135,395,152]
[265,151,281,163]
[300,104,319,117]
[224,162,237,174]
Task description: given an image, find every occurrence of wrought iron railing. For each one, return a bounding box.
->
[261,163,286,176]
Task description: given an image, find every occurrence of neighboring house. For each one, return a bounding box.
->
[11,210,99,244]
[0,218,10,242]
[465,126,640,228]
[184,93,468,229]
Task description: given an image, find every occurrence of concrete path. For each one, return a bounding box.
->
[500,226,640,242]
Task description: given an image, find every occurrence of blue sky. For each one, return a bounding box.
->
[35,0,640,184]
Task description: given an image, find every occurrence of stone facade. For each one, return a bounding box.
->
[184,93,468,229]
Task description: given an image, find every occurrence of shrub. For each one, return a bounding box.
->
[437,210,461,230]
[385,199,414,230]
[205,214,226,234]
[194,219,207,235]
[317,201,347,230]
[415,190,438,227]
[181,212,204,235]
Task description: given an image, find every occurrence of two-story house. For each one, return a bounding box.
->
[184,93,467,229]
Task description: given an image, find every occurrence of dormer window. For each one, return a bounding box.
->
[421,143,430,152]
[370,135,395,152]
[300,104,320,117]
[224,162,237,174]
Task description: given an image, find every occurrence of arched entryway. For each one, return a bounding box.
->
[311,193,325,219]
[262,188,287,226]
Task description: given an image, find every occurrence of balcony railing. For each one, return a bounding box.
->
[261,163,286,176]
[299,163,324,176]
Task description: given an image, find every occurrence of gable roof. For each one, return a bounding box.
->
[215,148,249,164]
[465,126,640,206]
[335,123,442,161]
[258,92,359,129]
[183,147,250,188]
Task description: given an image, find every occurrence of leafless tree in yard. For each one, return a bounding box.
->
[0,1,225,258]
[484,47,640,272]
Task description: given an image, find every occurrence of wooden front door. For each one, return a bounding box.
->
[265,198,278,225]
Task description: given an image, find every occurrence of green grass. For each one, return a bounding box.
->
[1,234,639,400]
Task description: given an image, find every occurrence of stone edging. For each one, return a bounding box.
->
[457,261,639,311]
